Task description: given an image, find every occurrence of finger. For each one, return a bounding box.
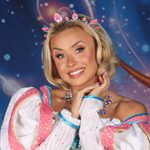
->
[98,70,107,84]
[104,71,110,88]
[79,84,99,95]
[97,71,110,91]
[102,71,110,86]
[98,75,103,84]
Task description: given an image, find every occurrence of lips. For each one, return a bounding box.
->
[68,68,85,78]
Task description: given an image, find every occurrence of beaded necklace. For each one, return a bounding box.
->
[99,95,112,115]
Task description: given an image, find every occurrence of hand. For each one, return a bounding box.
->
[71,84,100,118]
[89,71,110,99]
[71,71,110,118]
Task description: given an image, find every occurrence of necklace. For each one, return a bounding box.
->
[99,95,112,115]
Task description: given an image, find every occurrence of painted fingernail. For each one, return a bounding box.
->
[96,82,100,86]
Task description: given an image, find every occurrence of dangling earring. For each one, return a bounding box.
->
[62,90,73,109]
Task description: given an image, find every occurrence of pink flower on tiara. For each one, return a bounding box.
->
[82,17,87,22]
[89,19,98,25]
[54,12,63,23]
[42,26,49,32]
[65,16,69,21]
[72,13,78,20]
[96,26,101,30]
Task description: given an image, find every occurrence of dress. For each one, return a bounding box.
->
[0,85,150,150]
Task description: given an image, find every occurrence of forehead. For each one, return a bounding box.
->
[50,27,94,49]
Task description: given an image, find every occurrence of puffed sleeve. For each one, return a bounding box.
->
[113,121,150,150]
[79,95,150,150]
[0,87,80,150]
[79,95,104,150]
[36,109,80,150]
[0,87,32,150]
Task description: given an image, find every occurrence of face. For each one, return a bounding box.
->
[51,27,98,90]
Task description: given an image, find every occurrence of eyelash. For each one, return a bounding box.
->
[75,47,85,53]
[55,47,85,59]
[55,54,64,59]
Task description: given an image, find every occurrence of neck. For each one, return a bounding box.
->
[107,90,123,102]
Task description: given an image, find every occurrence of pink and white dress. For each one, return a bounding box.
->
[0,85,150,150]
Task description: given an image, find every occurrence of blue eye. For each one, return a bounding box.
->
[75,47,85,53]
[56,54,64,59]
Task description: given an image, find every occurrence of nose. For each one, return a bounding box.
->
[67,54,77,67]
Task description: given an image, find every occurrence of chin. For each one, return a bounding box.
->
[68,77,95,89]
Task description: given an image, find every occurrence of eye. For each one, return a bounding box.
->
[55,54,64,59]
[75,47,85,53]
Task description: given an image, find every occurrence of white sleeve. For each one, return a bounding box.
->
[0,87,32,150]
[0,87,80,150]
[79,95,150,150]
[36,109,80,150]
[79,96,104,150]
[114,123,150,150]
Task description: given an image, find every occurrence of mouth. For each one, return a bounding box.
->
[68,68,85,78]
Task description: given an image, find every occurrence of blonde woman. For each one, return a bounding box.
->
[1,8,149,150]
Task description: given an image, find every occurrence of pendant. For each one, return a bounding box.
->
[99,95,112,116]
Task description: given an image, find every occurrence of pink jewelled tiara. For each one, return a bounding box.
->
[42,7,101,33]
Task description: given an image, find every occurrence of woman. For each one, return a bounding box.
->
[1,8,149,150]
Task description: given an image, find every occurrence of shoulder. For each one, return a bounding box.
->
[116,98,147,121]
[2,87,38,128]
[10,87,34,103]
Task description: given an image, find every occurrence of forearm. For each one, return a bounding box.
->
[36,109,80,150]
[79,96,104,150]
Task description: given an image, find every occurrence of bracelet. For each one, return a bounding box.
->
[83,95,103,102]
[58,112,80,129]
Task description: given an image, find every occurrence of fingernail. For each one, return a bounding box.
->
[96,82,100,86]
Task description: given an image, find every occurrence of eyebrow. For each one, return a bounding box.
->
[52,41,86,51]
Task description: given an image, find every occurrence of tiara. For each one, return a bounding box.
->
[42,7,101,33]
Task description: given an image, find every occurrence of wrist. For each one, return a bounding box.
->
[80,95,104,115]
[59,109,80,129]
[83,95,103,102]
[71,108,80,119]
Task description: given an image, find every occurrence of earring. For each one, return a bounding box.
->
[62,90,73,109]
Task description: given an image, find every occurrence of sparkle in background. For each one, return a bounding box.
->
[0,0,150,126]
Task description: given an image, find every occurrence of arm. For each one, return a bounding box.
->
[0,87,80,150]
[79,95,150,150]
[79,96,105,150]
[0,87,32,150]
[114,122,150,150]
[36,109,80,150]
[78,71,110,150]
[113,100,149,150]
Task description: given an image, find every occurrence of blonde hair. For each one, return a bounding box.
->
[42,15,119,89]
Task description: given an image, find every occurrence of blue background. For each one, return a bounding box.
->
[0,0,150,126]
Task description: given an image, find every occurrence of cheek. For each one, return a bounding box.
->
[54,60,66,73]
[81,50,97,64]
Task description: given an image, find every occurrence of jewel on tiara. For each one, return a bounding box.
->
[41,7,101,33]
[54,12,63,23]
